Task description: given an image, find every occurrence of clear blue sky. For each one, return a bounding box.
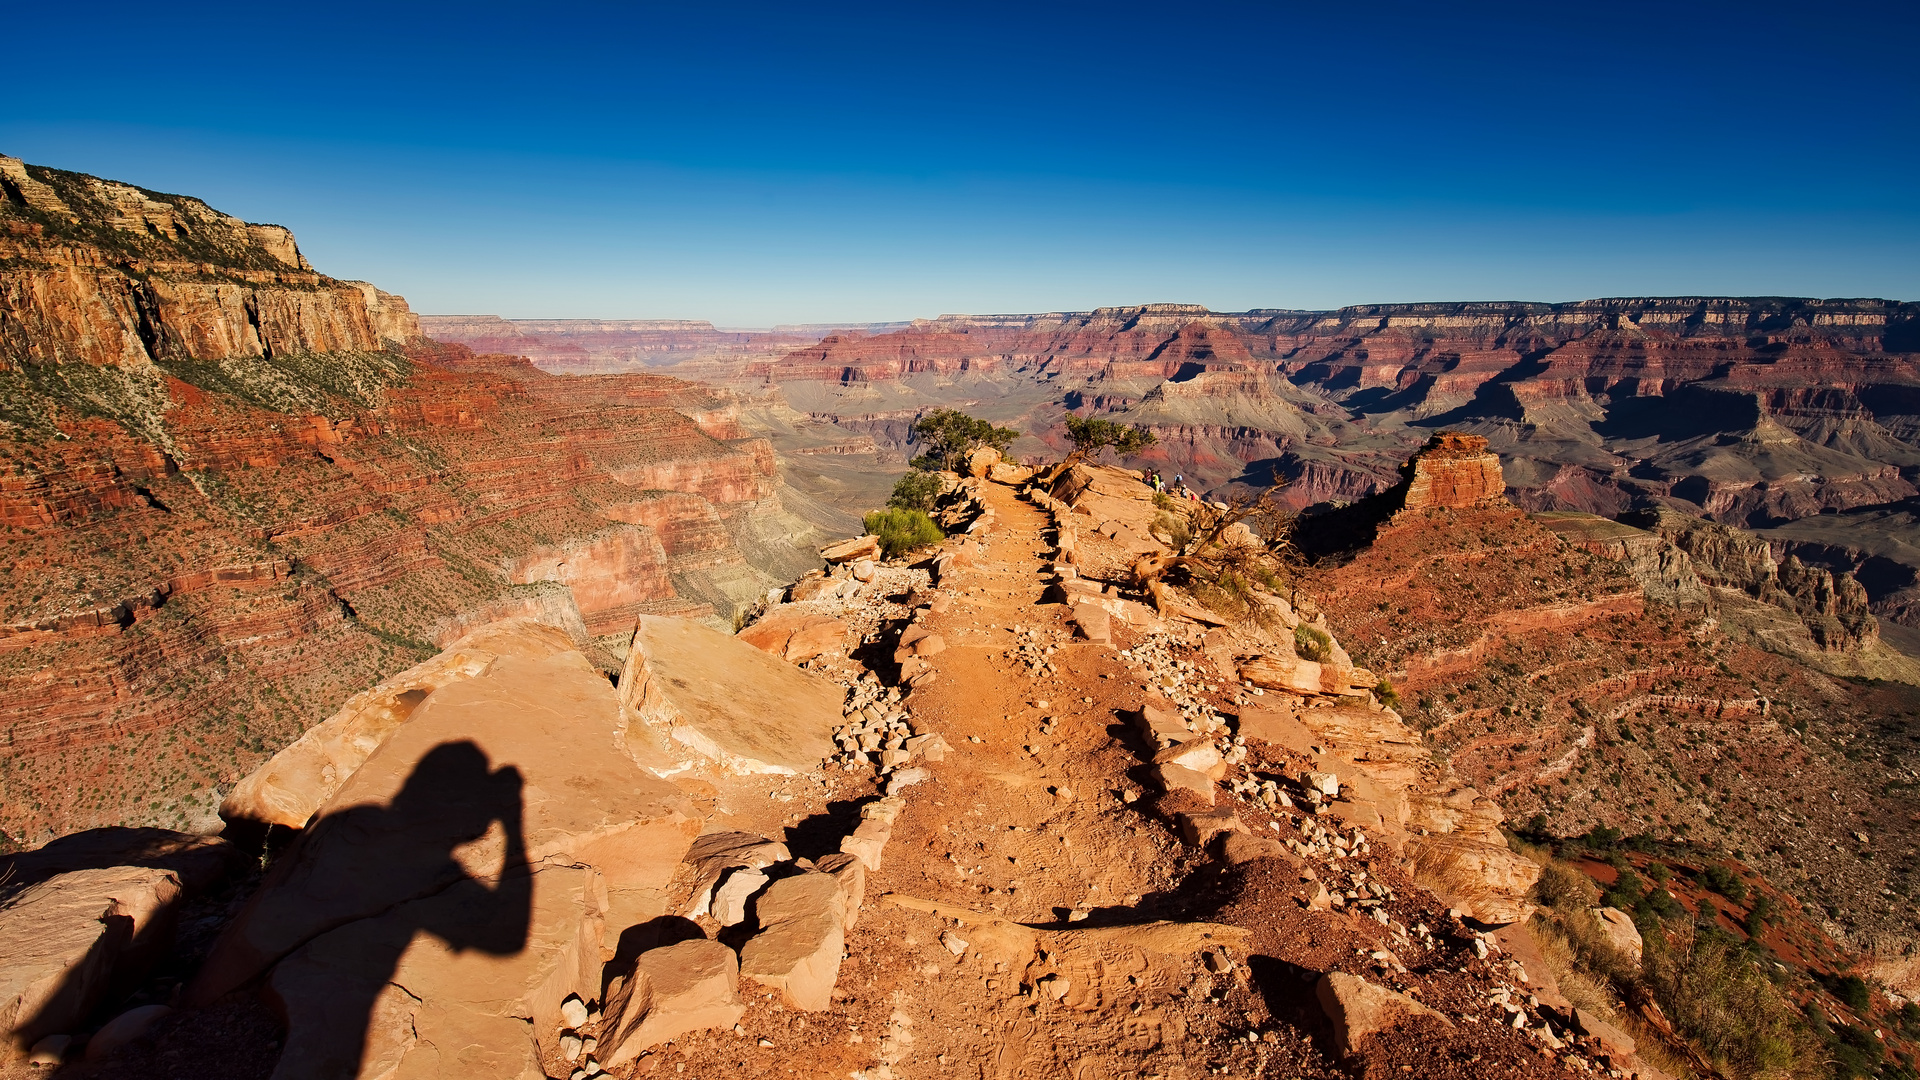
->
[5,1,1915,325]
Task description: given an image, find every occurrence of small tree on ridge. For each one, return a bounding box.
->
[1062,413,1157,466]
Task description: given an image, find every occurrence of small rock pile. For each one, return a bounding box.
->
[828,680,950,780]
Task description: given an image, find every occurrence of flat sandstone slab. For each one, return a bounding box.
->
[624,615,841,774]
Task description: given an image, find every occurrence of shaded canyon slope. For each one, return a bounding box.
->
[697,298,1920,625]
[0,155,827,845]
[1293,443,1919,957]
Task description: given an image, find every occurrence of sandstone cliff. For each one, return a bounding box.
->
[1,155,419,368]
[0,159,825,846]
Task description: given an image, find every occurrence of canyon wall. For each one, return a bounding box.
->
[0,156,824,845]
[738,296,1920,619]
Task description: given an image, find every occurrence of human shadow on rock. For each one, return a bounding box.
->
[191,740,531,1080]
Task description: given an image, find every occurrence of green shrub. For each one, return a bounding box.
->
[1703,863,1748,902]
[1642,925,1813,1078]
[862,508,944,558]
[1743,893,1774,938]
[1153,490,1176,511]
[1152,511,1191,551]
[911,409,1018,471]
[1375,676,1400,710]
[1294,624,1333,663]
[1832,974,1873,1014]
[888,469,943,512]
[1062,413,1156,462]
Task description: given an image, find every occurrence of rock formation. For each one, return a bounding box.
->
[1395,432,1506,511]
[4,441,1901,1079]
[1,155,418,366]
[717,295,1920,625]
[0,156,829,845]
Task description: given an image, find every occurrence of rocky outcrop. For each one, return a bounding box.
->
[1396,432,1506,511]
[620,614,842,774]
[0,866,183,1059]
[1,155,418,368]
[1622,508,1878,650]
[192,621,704,1078]
[1,182,824,843]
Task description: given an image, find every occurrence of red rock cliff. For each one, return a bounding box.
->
[0,159,820,845]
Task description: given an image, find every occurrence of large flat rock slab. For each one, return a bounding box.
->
[220,621,573,831]
[264,863,603,1080]
[622,615,840,774]
[1,866,182,1059]
[193,620,699,1064]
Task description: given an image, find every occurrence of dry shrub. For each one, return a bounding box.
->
[1533,859,1600,912]
[1642,924,1814,1080]
[1529,854,1816,1080]
[1405,836,1503,921]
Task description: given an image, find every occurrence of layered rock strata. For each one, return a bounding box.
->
[0,158,825,844]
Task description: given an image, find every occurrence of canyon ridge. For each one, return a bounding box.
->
[2,154,1917,1080]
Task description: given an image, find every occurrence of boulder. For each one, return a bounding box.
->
[789,575,849,602]
[820,535,881,563]
[1219,833,1292,865]
[988,462,1034,485]
[1070,602,1111,644]
[739,873,847,1011]
[600,939,745,1067]
[1,866,183,1059]
[683,832,791,919]
[192,623,701,1080]
[1150,763,1216,805]
[965,447,1002,478]
[850,558,877,582]
[623,615,841,775]
[893,625,946,663]
[1315,971,1451,1056]
[815,853,868,931]
[1589,907,1644,966]
[838,797,905,872]
[710,868,770,927]
[84,1004,172,1062]
[1175,809,1247,849]
[901,732,950,762]
[736,613,848,664]
[1131,703,1192,746]
[1153,738,1225,780]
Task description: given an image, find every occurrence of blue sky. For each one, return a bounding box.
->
[5,0,1915,324]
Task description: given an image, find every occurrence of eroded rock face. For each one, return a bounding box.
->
[1399,432,1506,510]
[0,156,413,368]
[0,155,838,845]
